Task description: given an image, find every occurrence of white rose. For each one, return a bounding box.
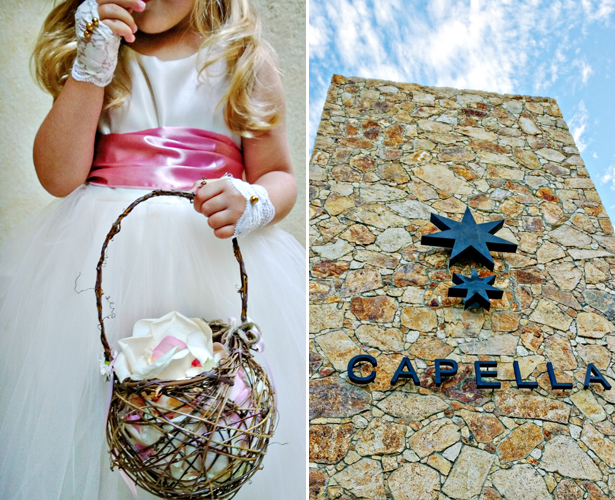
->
[114,311,227,382]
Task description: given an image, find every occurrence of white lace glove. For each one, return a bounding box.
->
[228,179,275,238]
[71,0,121,87]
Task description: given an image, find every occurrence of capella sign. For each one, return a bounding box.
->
[347,355,612,392]
[346,207,613,394]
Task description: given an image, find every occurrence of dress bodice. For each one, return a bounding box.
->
[90,47,243,190]
[98,46,241,149]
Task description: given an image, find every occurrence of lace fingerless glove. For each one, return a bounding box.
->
[228,179,276,238]
[71,0,121,87]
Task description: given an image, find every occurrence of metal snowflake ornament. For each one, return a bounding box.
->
[421,207,517,271]
[448,269,504,311]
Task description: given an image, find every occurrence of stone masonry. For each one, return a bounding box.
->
[309,75,615,500]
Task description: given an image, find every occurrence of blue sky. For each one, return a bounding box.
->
[309,0,615,225]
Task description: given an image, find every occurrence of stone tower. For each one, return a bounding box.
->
[309,75,615,500]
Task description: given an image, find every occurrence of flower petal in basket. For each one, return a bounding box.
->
[229,368,252,405]
[115,311,218,381]
[124,416,164,447]
[151,335,187,361]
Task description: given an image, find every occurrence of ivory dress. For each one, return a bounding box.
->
[0,47,306,499]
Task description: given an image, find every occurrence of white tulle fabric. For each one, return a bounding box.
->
[72,0,121,87]
[0,49,305,500]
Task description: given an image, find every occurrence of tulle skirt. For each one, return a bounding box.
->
[0,185,306,499]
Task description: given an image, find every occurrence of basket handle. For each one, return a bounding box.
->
[95,190,248,363]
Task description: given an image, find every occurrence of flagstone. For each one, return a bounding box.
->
[458,410,505,443]
[414,164,472,194]
[316,331,362,371]
[351,296,398,322]
[375,228,412,252]
[408,335,453,359]
[355,324,404,351]
[540,435,602,480]
[377,393,448,420]
[409,418,460,458]
[459,334,518,355]
[309,423,355,463]
[497,423,543,461]
[544,336,577,371]
[577,312,614,338]
[356,418,406,456]
[581,422,615,467]
[554,480,584,500]
[341,269,382,295]
[576,345,611,370]
[492,465,551,500]
[570,391,607,423]
[443,308,485,337]
[530,299,573,331]
[310,78,615,497]
[442,446,494,499]
[309,377,371,419]
[388,463,440,500]
[496,390,570,423]
[332,458,387,500]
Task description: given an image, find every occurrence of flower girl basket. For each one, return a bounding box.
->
[96,190,277,499]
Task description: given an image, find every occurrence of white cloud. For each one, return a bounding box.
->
[581,0,615,22]
[373,0,403,26]
[547,49,567,89]
[308,72,328,157]
[601,164,615,189]
[569,100,590,152]
[309,12,330,60]
[580,60,593,83]
[573,58,594,84]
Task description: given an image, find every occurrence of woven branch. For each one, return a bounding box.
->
[107,351,276,499]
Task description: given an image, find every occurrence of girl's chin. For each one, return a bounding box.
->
[134,22,172,36]
[133,16,191,36]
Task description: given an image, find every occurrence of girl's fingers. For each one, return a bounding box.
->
[207,210,239,232]
[97,0,146,13]
[199,195,233,218]
[193,181,226,213]
[213,225,236,240]
[98,3,138,33]
[101,18,135,42]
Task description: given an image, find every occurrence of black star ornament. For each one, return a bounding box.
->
[420,207,517,271]
[448,269,504,310]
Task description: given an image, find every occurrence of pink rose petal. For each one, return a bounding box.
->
[134,442,154,461]
[151,335,187,362]
[229,369,252,405]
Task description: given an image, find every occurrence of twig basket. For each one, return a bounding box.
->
[96,190,276,499]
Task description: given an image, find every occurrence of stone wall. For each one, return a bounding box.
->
[309,75,615,500]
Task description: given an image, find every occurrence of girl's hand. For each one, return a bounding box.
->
[97,0,146,43]
[193,179,247,239]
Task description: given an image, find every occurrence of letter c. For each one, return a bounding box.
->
[347,354,377,384]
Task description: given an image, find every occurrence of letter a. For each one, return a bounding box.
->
[584,363,612,390]
[391,357,420,385]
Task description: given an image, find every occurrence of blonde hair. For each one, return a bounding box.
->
[32,0,279,136]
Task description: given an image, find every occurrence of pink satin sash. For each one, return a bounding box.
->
[88,127,243,190]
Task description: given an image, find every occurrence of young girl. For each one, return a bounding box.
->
[0,0,305,498]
